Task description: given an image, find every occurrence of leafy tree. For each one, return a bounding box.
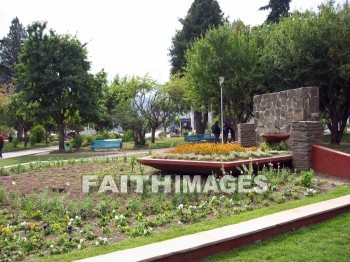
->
[0,17,27,86]
[185,21,261,126]
[260,1,350,144]
[169,0,224,75]
[259,0,292,23]
[169,0,225,134]
[15,22,102,149]
[112,76,155,146]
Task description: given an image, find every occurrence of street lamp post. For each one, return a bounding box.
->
[219,76,225,143]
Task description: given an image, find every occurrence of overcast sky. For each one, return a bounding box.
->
[0,0,345,83]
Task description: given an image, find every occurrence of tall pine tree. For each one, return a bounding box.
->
[0,17,27,86]
[259,0,292,23]
[169,0,224,75]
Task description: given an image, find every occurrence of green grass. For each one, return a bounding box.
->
[0,154,97,167]
[323,133,350,143]
[122,136,184,150]
[35,185,350,262]
[203,211,350,262]
[322,144,350,154]
[3,141,59,153]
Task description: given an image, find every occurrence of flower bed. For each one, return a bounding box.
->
[0,156,344,261]
[152,142,287,162]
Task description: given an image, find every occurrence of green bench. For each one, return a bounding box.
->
[184,134,214,143]
[91,139,123,151]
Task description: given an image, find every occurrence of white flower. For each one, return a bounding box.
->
[50,244,54,248]
[12,181,16,185]
[114,215,119,220]
[20,222,27,226]
[77,244,81,249]
[80,239,84,244]
[177,204,184,210]
[95,241,99,246]
[177,221,182,224]
[75,216,81,220]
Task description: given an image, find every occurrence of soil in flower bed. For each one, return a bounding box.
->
[0,158,348,261]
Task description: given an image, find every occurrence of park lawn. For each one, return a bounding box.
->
[122,136,184,150]
[35,185,350,262]
[323,143,350,154]
[0,154,101,168]
[2,141,58,153]
[203,211,350,262]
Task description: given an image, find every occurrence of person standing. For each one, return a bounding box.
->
[229,124,236,142]
[211,121,221,144]
[0,133,4,159]
[223,122,229,144]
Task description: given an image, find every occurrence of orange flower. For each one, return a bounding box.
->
[168,143,256,156]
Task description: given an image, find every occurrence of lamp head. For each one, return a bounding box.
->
[219,76,225,85]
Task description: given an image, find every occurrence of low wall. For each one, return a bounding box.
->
[237,124,256,147]
[254,87,319,142]
[290,121,323,172]
[312,145,350,179]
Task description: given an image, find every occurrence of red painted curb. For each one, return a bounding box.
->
[312,145,350,179]
[137,155,293,175]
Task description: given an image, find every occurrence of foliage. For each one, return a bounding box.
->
[72,134,83,149]
[260,1,350,144]
[15,22,102,150]
[185,21,262,124]
[259,0,292,23]
[30,124,45,143]
[0,17,27,86]
[299,170,315,188]
[169,0,225,74]
[0,156,340,261]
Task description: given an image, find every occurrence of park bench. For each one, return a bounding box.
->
[184,134,214,143]
[91,139,123,151]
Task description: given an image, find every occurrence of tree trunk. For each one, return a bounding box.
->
[151,128,156,143]
[58,122,65,150]
[194,111,208,134]
[23,128,28,147]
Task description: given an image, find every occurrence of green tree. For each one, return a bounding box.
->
[169,0,224,75]
[0,17,27,86]
[169,0,225,134]
[15,22,102,149]
[259,0,292,23]
[260,1,350,144]
[185,21,261,126]
[112,76,155,146]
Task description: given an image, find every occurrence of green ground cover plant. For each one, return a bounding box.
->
[0,154,348,261]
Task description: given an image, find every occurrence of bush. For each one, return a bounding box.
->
[72,135,83,149]
[158,131,166,138]
[122,130,133,142]
[82,134,94,146]
[30,125,45,143]
[12,138,19,148]
[299,169,315,188]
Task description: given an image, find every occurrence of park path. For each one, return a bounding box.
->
[2,145,59,159]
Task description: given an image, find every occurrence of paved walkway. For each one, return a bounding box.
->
[1,146,59,159]
[76,195,350,262]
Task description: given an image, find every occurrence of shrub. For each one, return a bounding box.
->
[122,130,133,142]
[12,138,19,148]
[299,169,315,188]
[158,131,166,138]
[72,135,83,149]
[82,135,94,146]
[30,125,45,143]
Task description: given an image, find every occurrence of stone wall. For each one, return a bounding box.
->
[290,121,324,171]
[253,87,320,141]
[238,124,256,147]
